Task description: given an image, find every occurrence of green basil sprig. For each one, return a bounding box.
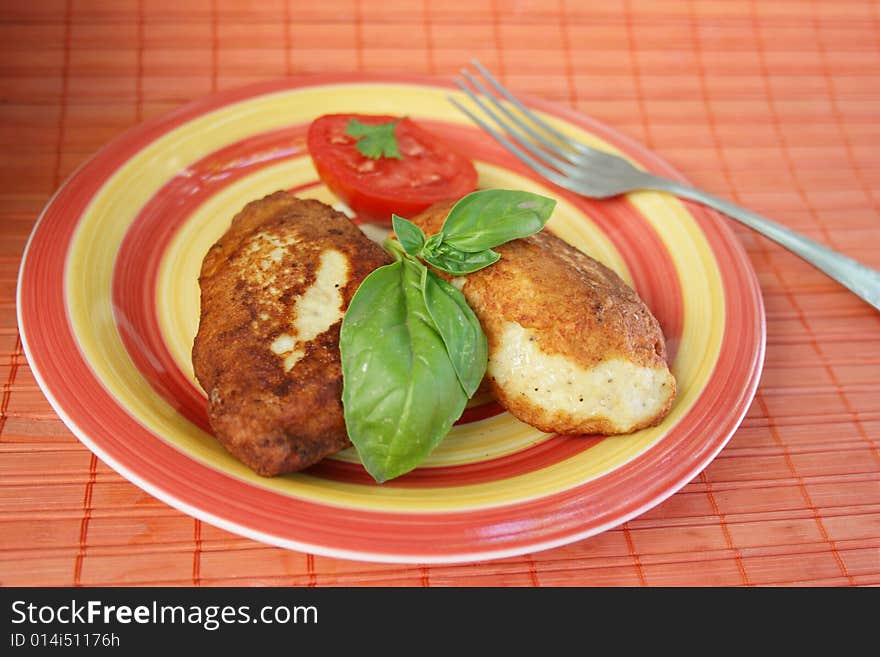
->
[393,189,556,275]
[340,189,556,483]
[340,256,468,483]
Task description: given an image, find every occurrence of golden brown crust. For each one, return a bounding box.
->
[409,200,676,435]
[192,192,390,476]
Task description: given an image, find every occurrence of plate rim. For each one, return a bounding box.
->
[17,72,766,564]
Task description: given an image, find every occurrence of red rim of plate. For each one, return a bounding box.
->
[17,74,766,563]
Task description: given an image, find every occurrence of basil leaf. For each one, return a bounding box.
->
[345,118,402,160]
[422,270,487,397]
[392,215,426,257]
[340,258,467,483]
[422,242,500,275]
[440,189,556,252]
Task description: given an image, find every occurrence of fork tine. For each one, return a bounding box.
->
[453,76,590,182]
[459,69,584,168]
[462,60,634,177]
[447,95,593,197]
[470,58,594,156]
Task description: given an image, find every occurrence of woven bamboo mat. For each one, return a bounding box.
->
[1,0,878,587]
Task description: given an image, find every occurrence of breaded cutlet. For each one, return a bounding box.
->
[192,192,390,476]
[407,200,676,436]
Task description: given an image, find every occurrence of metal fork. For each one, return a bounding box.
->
[449,59,880,312]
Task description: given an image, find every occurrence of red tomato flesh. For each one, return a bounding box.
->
[307,114,478,225]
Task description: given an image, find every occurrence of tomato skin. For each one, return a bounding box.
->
[307,114,478,225]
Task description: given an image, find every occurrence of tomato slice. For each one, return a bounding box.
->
[307,114,478,225]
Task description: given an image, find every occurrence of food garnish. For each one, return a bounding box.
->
[395,189,556,275]
[339,189,556,483]
[344,118,402,160]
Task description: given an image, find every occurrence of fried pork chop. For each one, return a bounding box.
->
[192,192,389,476]
[408,201,676,435]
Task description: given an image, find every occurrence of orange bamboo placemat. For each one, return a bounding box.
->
[1,0,878,587]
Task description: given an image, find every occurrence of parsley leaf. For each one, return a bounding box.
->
[345,118,403,160]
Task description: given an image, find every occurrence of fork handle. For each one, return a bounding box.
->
[651,177,880,312]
